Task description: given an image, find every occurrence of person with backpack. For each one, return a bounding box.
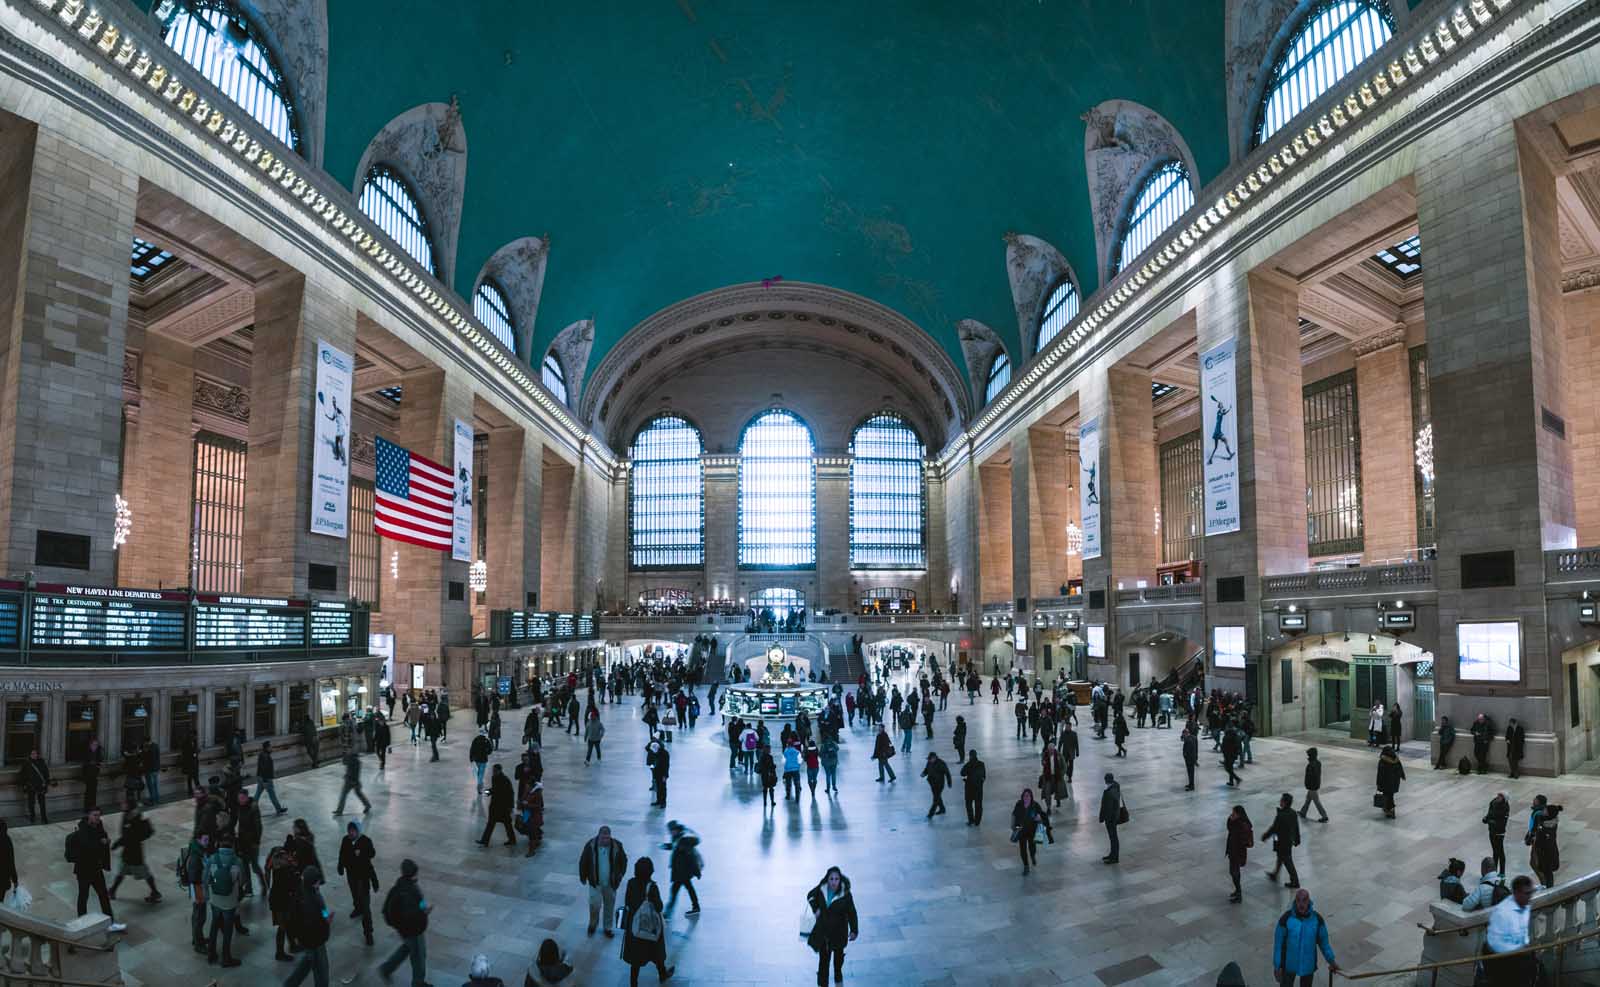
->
[578,826,627,937]
[871,724,896,783]
[1437,857,1469,903]
[1225,804,1253,903]
[204,837,244,967]
[1271,888,1339,987]
[266,839,302,961]
[470,730,492,793]
[1434,716,1456,770]
[181,832,210,952]
[337,820,379,946]
[1297,749,1329,823]
[1483,792,1510,875]
[378,858,431,986]
[802,739,821,798]
[284,865,331,987]
[517,780,545,858]
[818,736,839,796]
[1098,773,1123,864]
[620,857,673,986]
[68,808,124,932]
[804,866,857,987]
[661,820,701,916]
[333,747,372,816]
[20,748,49,824]
[1461,857,1510,911]
[108,804,161,904]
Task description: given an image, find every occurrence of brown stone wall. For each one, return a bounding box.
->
[540,459,576,611]
[1105,366,1160,590]
[120,333,195,587]
[1566,290,1600,546]
[485,425,541,612]
[978,461,1012,605]
[1355,340,1418,563]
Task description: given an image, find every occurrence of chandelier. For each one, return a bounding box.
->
[113,494,132,548]
[1066,522,1083,556]
[1414,423,1434,484]
[469,558,488,594]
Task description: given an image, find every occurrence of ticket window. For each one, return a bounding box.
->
[65,700,99,764]
[288,685,311,729]
[214,691,240,744]
[170,694,198,749]
[253,687,277,738]
[121,698,151,754]
[4,703,42,766]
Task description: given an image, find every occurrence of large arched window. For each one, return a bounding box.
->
[161,0,301,152]
[473,280,516,354]
[983,353,1011,405]
[850,413,925,569]
[629,415,704,569]
[1256,1,1394,146]
[1035,279,1080,354]
[738,410,816,568]
[1114,161,1195,275]
[359,164,435,274]
[542,352,569,404]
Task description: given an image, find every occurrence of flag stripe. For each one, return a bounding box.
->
[373,435,455,553]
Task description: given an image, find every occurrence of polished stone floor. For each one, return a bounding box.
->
[8,680,1600,986]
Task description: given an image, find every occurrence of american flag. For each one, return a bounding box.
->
[373,435,454,551]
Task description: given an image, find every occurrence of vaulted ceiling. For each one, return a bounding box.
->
[317,0,1230,380]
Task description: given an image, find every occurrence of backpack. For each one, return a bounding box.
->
[630,895,663,942]
[1489,880,1512,906]
[207,858,237,899]
[175,846,193,887]
[1458,757,1472,775]
[63,831,77,865]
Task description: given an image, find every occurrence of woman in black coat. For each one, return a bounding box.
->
[619,857,672,986]
[1224,805,1252,903]
[1375,746,1406,819]
[1010,788,1053,875]
[805,866,858,987]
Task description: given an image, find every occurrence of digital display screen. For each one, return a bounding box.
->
[507,612,553,641]
[577,614,595,637]
[194,600,306,650]
[0,595,21,648]
[554,613,576,638]
[310,605,354,647]
[759,695,779,716]
[30,592,187,650]
[499,611,598,644]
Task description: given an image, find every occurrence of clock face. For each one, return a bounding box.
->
[768,646,784,662]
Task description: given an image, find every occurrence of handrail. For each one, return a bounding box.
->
[1334,919,1600,982]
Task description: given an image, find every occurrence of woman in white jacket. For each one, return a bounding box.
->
[1368,703,1386,747]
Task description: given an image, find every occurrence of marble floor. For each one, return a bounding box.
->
[9,682,1600,987]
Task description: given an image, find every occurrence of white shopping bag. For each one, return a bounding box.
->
[5,884,33,912]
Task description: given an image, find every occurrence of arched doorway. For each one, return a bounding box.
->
[1271,633,1430,742]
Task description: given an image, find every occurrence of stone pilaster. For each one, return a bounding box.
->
[1105,366,1160,590]
[1354,331,1418,563]
[977,460,1012,605]
[240,274,356,597]
[387,367,473,690]
[0,121,136,583]
[539,458,576,611]
[485,425,542,612]
[816,459,849,610]
[120,333,195,587]
[1563,289,1600,546]
[703,458,737,602]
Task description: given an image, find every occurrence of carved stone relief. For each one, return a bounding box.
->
[549,318,595,408]
[193,376,251,422]
[354,102,468,285]
[474,236,548,360]
[1004,233,1075,358]
[956,318,1007,413]
[1081,100,1200,284]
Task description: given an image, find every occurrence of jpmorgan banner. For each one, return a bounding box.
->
[452,419,474,562]
[310,339,353,539]
[1079,417,1102,560]
[1200,337,1241,536]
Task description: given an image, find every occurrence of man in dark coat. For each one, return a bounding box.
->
[647,740,670,808]
[336,820,378,945]
[1262,792,1302,888]
[1505,718,1526,779]
[1181,727,1199,791]
[477,764,516,847]
[1434,716,1456,770]
[577,826,627,937]
[805,867,858,987]
[69,808,124,931]
[141,739,161,807]
[1376,745,1406,818]
[255,741,286,814]
[1298,748,1329,823]
[1098,773,1122,864]
[920,752,951,819]
[20,748,49,823]
[333,748,370,815]
[1470,713,1495,774]
[959,751,985,826]
[378,858,431,986]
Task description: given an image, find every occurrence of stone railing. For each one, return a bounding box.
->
[0,907,122,985]
[980,602,1013,614]
[1113,583,1204,605]
[1419,869,1600,986]
[1031,595,1084,610]
[1547,547,1600,583]
[1260,561,1435,599]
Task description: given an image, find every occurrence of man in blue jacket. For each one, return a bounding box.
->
[1272,888,1340,986]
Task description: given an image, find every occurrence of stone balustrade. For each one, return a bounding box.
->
[1113,583,1205,606]
[1546,547,1600,583]
[0,907,122,985]
[1260,561,1435,599]
[1419,869,1600,985]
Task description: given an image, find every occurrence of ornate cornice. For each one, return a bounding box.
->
[193,376,250,422]
[1349,324,1407,357]
[1562,265,1600,293]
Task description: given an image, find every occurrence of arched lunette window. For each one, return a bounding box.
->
[359,164,436,275]
[542,352,569,405]
[849,413,925,569]
[1114,161,1195,275]
[738,410,816,568]
[473,280,516,354]
[1035,279,1080,355]
[629,415,704,568]
[984,353,1011,405]
[160,0,302,152]
[1255,0,1395,146]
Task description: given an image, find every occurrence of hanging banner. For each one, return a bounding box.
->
[1078,417,1102,560]
[1200,337,1241,536]
[310,339,353,539]
[452,419,474,562]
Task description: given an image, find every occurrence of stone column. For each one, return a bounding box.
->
[1105,367,1160,590]
[572,447,614,613]
[0,121,136,583]
[703,458,737,603]
[1011,425,1073,602]
[924,467,950,611]
[485,425,542,611]
[120,333,196,587]
[539,458,576,611]
[387,367,473,690]
[241,273,357,596]
[815,459,850,611]
[977,461,1012,605]
[1420,121,1573,773]
[1353,330,1418,563]
[1564,290,1600,546]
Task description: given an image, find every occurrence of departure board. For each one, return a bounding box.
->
[310,603,354,648]
[193,595,306,650]
[0,594,21,648]
[494,610,599,645]
[576,614,595,638]
[506,611,553,641]
[554,613,576,638]
[30,587,187,650]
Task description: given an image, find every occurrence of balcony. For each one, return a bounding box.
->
[1030,595,1084,611]
[1261,561,1435,600]
[1547,547,1600,584]
[1115,583,1204,606]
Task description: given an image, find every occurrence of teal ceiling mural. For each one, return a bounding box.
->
[322,2,1228,378]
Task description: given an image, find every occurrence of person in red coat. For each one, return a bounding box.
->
[1225,804,1253,903]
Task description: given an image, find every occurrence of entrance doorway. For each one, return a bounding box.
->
[1320,677,1349,730]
